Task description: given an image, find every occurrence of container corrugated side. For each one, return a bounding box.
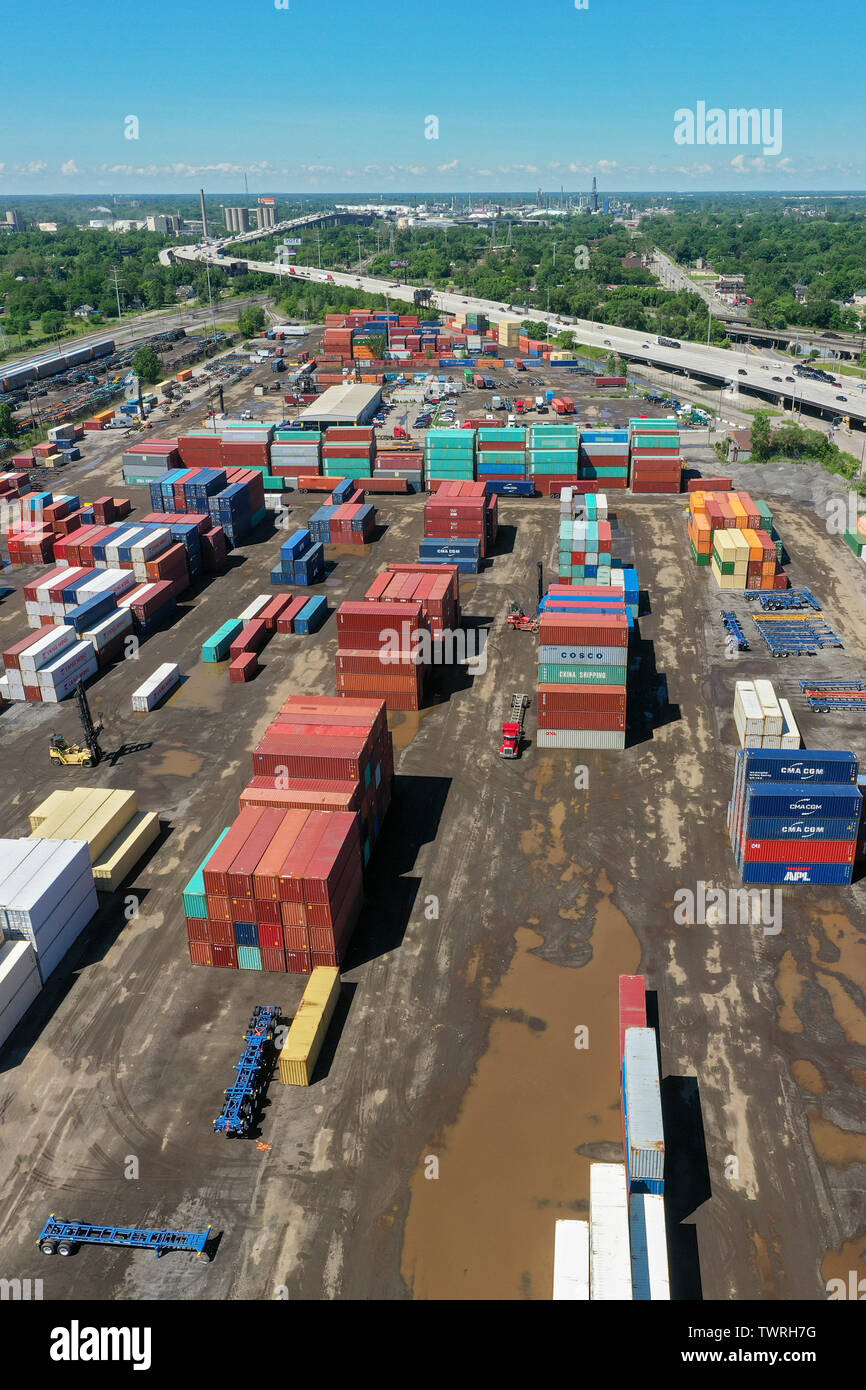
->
[278,966,340,1085]
[552,1219,590,1300]
[629,1192,671,1300]
[623,1027,665,1189]
[589,1163,633,1300]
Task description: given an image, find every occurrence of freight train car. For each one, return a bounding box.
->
[0,340,115,393]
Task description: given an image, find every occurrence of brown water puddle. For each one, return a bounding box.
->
[146,747,203,778]
[806,912,866,1046]
[165,661,227,712]
[750,1228,781,1296]
[792,1059,826,1094]
[821,1233,866,1299]
[401,878,639,1300]
[807,1109,866,1168]
[388,706,438,751]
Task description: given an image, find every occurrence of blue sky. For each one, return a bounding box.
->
[3,0,865,193]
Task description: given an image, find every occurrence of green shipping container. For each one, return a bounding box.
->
[182,826,232,917]
[538,663,628,685]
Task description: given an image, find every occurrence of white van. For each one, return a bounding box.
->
[492,394,503,410]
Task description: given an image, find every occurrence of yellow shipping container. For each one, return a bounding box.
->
[30,788,113,842]
[91,811,160,892]
[713,530,737,559]
[32,788,138,862]
[711,558,742,589]
[28,788,89,832]
[728,495,747,523]
[278,967,341,1086]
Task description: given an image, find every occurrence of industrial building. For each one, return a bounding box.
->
[294,382,382,427]
[224,207,252,235]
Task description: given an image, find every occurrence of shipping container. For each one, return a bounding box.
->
[622,1028,665,1193]
[589,1163,633,1300]
[552,1219,590,1300]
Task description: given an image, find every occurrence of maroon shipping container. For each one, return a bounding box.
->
[537,710,625,731]
[225,807,287,899]
[188,940,213,966]
[337,599,423,632]
[229,652,259,682]
[285,949,312,974]
[261,946,287,972]
[275,595,311,634]
[209,919,235,946]
[186,917,212,943]
[537,614,629,647]
[536,685,627,713]
[252,734,371,782]
[203,808,271,896]
[259,921,286,951]
[687,477,732,492]
[212,943,239,968]
[230,618,268,657]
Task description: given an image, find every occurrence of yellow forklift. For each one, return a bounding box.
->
[48,683,105,768]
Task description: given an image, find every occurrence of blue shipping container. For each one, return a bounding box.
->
[736,860,854,885]
[294,595,327,634]
[744,785,864,819]
[738,749,859,784]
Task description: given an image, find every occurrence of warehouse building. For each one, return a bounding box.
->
[295,383,382,427]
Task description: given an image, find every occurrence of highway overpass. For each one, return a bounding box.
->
[167,242,866,426]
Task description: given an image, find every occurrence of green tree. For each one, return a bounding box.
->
[40,309,65,336]
[0,402,18,437]
[132,346,163,384]
[750,411,773,461]
[238,305,266,337]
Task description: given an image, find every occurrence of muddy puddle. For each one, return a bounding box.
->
[388,706,439,751]
[401,875,639,1299]
[146,747,204,778]
[821,1232,866,1297]
[164,662,227,712]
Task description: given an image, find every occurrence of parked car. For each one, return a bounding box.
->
[738,368,748,375]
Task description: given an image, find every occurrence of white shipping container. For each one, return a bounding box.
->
[105,527,144,568]
[36,642,98,701]
[237,594,271,622]
[33,886,100,984]
[754,678,783,735]
[761,735,782,749]
[0,839,92,933]
[3,670,26,701]
[6,867,97,951]
[83,606,134,653]
[130,528,172,562]
[0,940,42,1049]
[17,623,77,674]
[131,662,180,712]
[0,840,47,903]
[623,1027,665,1187]
[589,1163,633,1300]
[552,1219,590,1300]
[537,729,626,750]
[629,1192,671,1301]
[778,697,802,750]
[77,568,136,602]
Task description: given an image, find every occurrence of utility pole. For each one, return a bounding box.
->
[357,233,362,272]
[111,267,123,323]
[552,241,561,268]
[316,226,322,269]
[205,261,217,346]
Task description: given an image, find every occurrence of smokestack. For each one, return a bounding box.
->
[200,188,209,240]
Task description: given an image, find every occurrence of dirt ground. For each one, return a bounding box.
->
[0,387,865,1301]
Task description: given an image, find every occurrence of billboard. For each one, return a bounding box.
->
[284,237,302,246]
[389,259,409,268]
[258,197,276,205]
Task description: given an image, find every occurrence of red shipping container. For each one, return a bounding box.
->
[740,839,855,864]
[261,946,287,972]
[252,809,312,899]
[258,920,286,951]
[285,949,312,974]
[254,896,283,927]
[204,808,270,897]
[225,807,287,899]
[212,943,239,968]
[618,975,646,1064]
[229,652,259,682]
[186,917,212,943]
[537,709,625,731]
[209,923,235,951]
[537,614,629,647]
[188,940,214,966]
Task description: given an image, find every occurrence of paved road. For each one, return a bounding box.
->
[650,247,749,322]
[169,242,866,426]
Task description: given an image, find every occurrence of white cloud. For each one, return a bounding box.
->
[437,160,458,172]
[60,159,80,176]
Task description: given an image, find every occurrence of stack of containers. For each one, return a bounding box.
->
[365,563,459,639]
[476,427,527,485]
[688,491,786,590]
[558,503,613,585]
[322,427,375,480]
[733,680,801,749]
[270,430,323,481]
[183,696,394,969]
[536,585,630,751]
[424,428,476,486]
[1,622,98,703]
[628,419,682,494]
[843,513,866,559]
[271,529,325,586]
[132,662,182,708]
[423,480,494,570]
[527,423,580,496]
[27,787,159,894]
[0,838,98,983]
[728,748,862,885]
[121,439,182,487]
[241,695,392,865]
[309,502,376,545]
[335,600,428,710]
[579,430,630,490]
[0,938,42,1050]
[373,449,424,491]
